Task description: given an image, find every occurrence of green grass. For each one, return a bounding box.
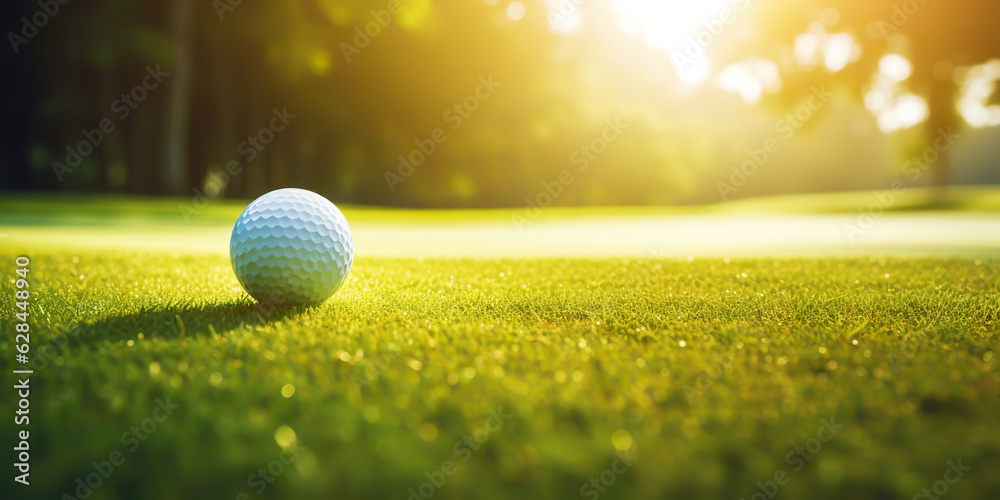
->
[2,247,999,499]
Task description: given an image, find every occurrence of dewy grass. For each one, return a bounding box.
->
[1,248,998,499]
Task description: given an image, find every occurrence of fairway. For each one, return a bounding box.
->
[4,188,1000,258]
[2,200,999,499]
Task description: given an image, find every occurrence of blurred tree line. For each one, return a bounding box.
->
[741,0,1000,190]
[2,0,610,207]
[2,0,998,206]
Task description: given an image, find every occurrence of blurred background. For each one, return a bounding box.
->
[2,0,999,208]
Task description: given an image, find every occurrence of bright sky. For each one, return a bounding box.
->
[526,0,997,131]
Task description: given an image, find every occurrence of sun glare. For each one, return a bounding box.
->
[608,0,735,84]
[609,0,733,51]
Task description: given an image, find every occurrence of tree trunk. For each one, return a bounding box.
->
[165,0,194,195]
[925,78,958,205]
[211,39,239,197]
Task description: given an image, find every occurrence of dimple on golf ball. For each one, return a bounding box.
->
[230,188,354,305]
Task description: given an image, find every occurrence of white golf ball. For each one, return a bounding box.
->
[230,188,354,305]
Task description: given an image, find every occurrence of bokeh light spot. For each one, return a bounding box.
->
[507,2,526,21]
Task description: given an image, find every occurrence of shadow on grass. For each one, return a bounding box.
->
[59,299,317,347]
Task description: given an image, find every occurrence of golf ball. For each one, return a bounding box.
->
[230,188,354,305]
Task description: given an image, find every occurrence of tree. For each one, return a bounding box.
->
[729,0,1000,193]
[165,0,193,194]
